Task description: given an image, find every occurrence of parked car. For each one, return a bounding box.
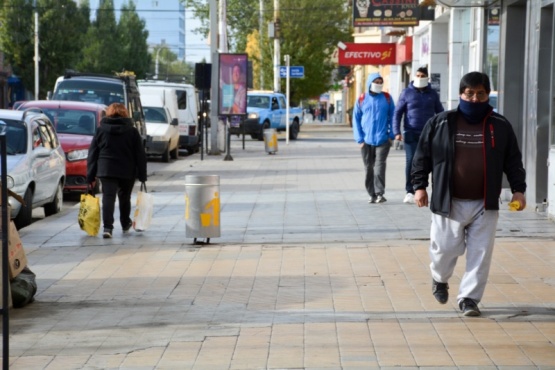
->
[0,109,66,229]
[138,80,200,153]
[49,71,147,147]
[143,104,179,162]
[238,91,303,140]
[17,100,107,194]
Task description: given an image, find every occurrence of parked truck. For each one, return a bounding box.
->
[240,91,303,140]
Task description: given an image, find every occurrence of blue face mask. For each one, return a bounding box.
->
[458,98,492,124]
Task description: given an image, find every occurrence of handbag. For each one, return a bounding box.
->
[133,182,154,231]
[78,186,101,236]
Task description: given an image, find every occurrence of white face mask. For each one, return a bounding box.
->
[370,83,383,93]
[413,77,428,88]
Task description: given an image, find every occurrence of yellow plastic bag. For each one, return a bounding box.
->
[133,183,153,231]
[78,193,101,236]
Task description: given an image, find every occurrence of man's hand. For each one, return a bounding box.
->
[511,192,526,211]
[395,134,402,141]
[414,189,428,208]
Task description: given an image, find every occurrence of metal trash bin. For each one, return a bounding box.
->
[263,128,278,154]
[184,175,220,244]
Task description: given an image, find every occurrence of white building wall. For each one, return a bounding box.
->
[430,22,449,108]
[448,9,470,109]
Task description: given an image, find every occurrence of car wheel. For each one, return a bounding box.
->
[161,144,170,163]
[44,181,63,217]
[289,120,300,140]
[170,144,179,160]
[14,188,33,229]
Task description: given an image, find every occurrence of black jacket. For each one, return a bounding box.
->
[87,116,147,183]
[411,109,526,217]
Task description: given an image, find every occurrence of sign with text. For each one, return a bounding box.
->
[338,43,396,65]
[279,66,305,78]
[353,0,420,27]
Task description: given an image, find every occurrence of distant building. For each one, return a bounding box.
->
[95,0,186,60]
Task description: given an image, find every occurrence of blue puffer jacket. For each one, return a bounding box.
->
[392,82,444,136]
[353,72,395,146]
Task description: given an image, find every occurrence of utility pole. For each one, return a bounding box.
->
[259,0,264,89]
[34,0,39,99]
[273,0,280,92]
[209,0,219,155]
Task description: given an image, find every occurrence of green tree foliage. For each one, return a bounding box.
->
[78,0,120,73]
[183,0,351,102]
[118,1,150,78]
[150,45,195,84]
[0,0,89,98]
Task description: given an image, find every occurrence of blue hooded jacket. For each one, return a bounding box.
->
[353,72,395,146]
[392,81,444,136]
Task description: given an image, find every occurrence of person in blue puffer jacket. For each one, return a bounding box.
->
[393,66,444,204]
[353,72,395,204]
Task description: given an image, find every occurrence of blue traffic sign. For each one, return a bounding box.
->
[279,66,305,78]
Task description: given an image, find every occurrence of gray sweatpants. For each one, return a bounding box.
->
[429,198,499,303]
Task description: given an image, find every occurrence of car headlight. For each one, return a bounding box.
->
[6,176,14,189]
[67,149,88,162]
[248,112,259,119]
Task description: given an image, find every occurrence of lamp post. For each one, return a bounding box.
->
[154,47,162,79]
[34,0,39,99]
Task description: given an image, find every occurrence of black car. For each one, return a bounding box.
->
[50,71,147,145]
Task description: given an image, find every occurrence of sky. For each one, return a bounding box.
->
[86,0,211,64]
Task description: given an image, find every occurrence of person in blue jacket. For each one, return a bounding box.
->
[353,72,395,203]
[393,66,444,204]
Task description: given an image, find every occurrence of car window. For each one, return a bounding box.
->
[176,90,187,110]
[279,96,286,108]
[32,126,43,149]
[54,80,125,106]
[144,107,168,123]
[43,120,59,148]
[4,119,27,154]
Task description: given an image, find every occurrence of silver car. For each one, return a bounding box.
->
[1,109,66,228]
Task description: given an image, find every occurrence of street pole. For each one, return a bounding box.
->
[34,0,39,100]
[273,0,280,92]
[259,0,264,89]
[209,0,220,155]
[285,55,290,145]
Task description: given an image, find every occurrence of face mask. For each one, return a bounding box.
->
[413,77,428,88]
[458,98,491,124]
[370,83,383,94]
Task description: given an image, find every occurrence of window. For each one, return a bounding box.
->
[176,90,187,109]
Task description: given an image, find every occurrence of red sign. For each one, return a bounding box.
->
[338,43,396,66]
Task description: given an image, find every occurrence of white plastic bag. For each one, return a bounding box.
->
[133,183,153,231]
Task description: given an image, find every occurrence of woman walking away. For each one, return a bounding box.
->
[87,103,147,239]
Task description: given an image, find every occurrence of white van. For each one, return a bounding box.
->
[137,80,200,153]
[139,88,180,162]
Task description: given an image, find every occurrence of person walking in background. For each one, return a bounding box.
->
[87,103,147,239]
[412,72,526,317]
[393,66,444,204]
[328,103,335,123]
[353,72,395,204]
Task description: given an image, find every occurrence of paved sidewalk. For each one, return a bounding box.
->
[7,123,555,369]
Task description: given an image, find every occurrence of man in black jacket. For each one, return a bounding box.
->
[412,72,526,317]
[87,103,147,239]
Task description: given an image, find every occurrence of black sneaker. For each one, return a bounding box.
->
[122,221,133,233]
[459,298,481,317]
[375,194,387,203]
[103,228,113,239]
[432,279,449,304]
[368,195,377,203]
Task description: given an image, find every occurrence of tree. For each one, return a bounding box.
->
[78,0,120,73]
[183,0,351,102]
[0,0,89,98]
[118,1,150,78]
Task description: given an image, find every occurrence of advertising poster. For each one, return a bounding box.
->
[353,0,420,27]
[218,53,248,115]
